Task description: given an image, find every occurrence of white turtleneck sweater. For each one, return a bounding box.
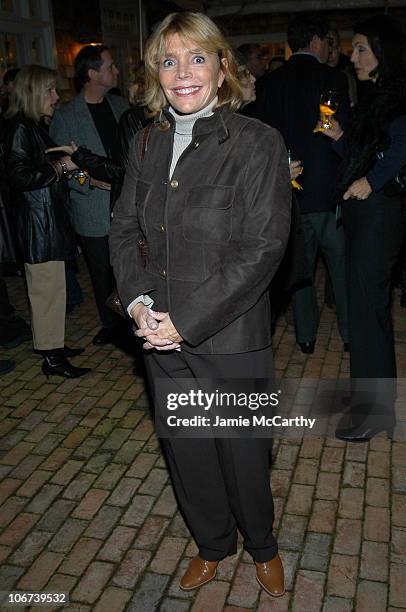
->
[168,96,217,178]
[128,96,218,316]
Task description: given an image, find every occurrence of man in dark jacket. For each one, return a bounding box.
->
[255,14,349,354]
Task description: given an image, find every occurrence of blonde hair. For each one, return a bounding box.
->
[128,61,146,105]
[5,64,57,122]
[144,11,243,115]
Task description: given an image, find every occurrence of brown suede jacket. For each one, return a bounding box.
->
[109,106,291,354]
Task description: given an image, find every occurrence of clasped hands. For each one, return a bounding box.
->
[131,303,183,351]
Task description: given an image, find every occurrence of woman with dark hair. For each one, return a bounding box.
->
[321,15,406,441]
[3,65,90,378]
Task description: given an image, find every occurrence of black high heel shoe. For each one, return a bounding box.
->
[335,406,395,443]
[42,354,90,379]
[335,421,394,442]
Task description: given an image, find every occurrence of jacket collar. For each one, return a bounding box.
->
[288,53,322,66]
[75,89,123,122]
[161,105,230,144]
[292,50,323,63]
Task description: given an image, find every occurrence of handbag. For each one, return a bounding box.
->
[105,239,149,318]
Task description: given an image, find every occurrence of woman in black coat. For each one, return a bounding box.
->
[321,16,406,441]
[3,65,90,378]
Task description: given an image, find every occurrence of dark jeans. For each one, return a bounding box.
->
[78,234,118,330]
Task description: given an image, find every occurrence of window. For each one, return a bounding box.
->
[1,0,13,11]
[0,32,18,71]
[29,0,39,17]
[31,37,41,63]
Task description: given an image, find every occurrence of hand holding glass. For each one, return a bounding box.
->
[314,91,339,132]
[288,150,303,190]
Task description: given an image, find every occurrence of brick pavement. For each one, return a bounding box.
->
[0,262,405,612]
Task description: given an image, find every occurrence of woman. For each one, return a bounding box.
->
[3,65,90,378]
[237,61,256,107]
[321,16,406,441]
[109,12,291,596]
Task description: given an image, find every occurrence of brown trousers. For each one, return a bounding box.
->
[24,261,66,350]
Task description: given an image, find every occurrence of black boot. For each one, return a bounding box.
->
[42,353,90,379]
[35,346,85,358]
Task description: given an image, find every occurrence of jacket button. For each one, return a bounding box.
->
[160,224,165,232]
[193,140,200,148]
[161,269,167,278]
[170,179,179,188]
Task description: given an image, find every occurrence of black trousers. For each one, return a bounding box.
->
[0,269,30,346]
[0,273,15,321]
[144,347,278,563]
[291,211,348,343]
[78,234,117,330]
[342,192,406,409]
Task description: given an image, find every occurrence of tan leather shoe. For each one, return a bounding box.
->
[179,556,219,590]
[255,554,285,597]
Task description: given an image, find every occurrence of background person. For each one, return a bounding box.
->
[327,28,358,108]
[268,56,286,72]
[110,11,291,598]
[254,13,350,355]
[236,61,256,107]
[321,16,406,441]
[0,67,19,115]
[3,65,90,378]
[50,60,151,208]
[50,45,129,346]
[236,43,268,79]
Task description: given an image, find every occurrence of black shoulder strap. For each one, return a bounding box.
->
[140,122,154,160]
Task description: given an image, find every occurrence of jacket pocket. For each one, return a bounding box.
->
[183,184,234,244]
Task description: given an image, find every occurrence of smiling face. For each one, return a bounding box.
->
[42,80,59,117]
[351,34,379,81]
[158,33,225,114]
